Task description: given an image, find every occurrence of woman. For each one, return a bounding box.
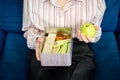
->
[22,0,106,80]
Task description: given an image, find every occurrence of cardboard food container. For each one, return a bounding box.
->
[40,27,73,66]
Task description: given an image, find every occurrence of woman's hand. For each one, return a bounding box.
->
[36,37,43,61]
[77,26,99,43]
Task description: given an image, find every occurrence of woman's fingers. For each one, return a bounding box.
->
[86,36,95,42]
[81,33,89,43]
[77,29,89,43]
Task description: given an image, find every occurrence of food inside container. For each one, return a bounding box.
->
[40,27,72,66]
[41,27,72,54]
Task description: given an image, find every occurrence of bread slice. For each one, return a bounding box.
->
[42,34,56,53]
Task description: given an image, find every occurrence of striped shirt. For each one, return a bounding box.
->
[22,0,106,49]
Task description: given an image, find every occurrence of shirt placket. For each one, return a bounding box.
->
[50,0,74,27]
[60,10,64,27]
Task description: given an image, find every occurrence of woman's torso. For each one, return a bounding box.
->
[30,0,98,36]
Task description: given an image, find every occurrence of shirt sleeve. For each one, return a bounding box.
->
[91,0,106,42]
[22,0,44,49]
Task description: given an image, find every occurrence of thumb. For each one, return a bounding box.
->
[37,37,43,43]
[36,37,43,61]
[36,43,41,61]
